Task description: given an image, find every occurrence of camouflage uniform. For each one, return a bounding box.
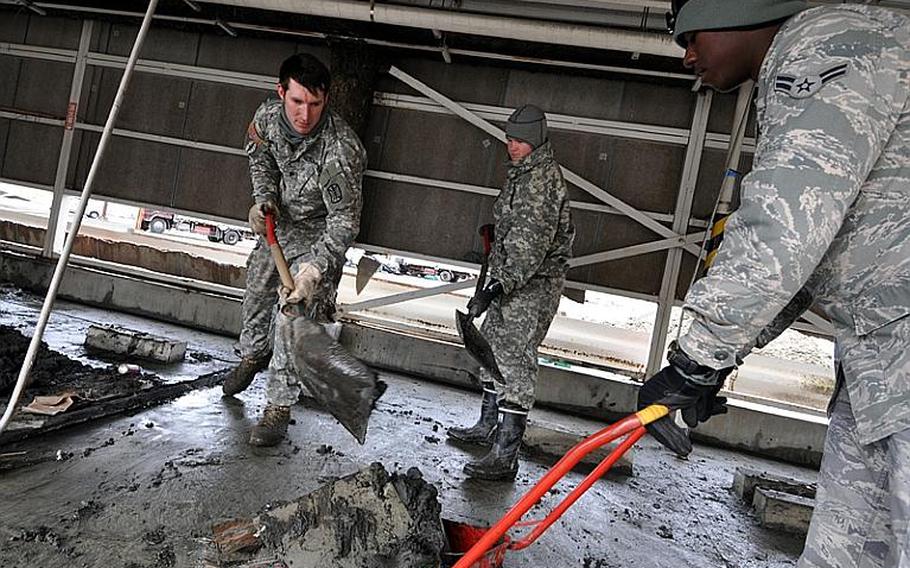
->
[481,141,575,410]
[676,6,909,566]
[244,97,366,406]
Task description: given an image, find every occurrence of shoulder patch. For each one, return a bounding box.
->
[247,121,265,147]
[774,63,848,99]
[326,183,343,204]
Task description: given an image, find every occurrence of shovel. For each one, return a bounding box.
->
[264,212,385,444]
[355,254,381,295]
[455,224,504,383]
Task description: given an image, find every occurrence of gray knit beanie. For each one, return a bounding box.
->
[673,0,807,48]
[505,104,548,148]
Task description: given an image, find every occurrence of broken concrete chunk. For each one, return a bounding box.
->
[84,324,186,364]
[753,487,814,535]
[209,463,444,567]
[522,419,634,477]
[212,518,262,556]
[733,467,815,503]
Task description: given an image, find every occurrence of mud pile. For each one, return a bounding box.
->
[0,324,92,395]
[0,324,160,399]
[212,463,445,567]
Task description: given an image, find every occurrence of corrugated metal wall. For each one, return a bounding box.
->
[0,12,755,300]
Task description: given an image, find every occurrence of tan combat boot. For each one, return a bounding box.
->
[248,405,291,447]
[222,354,270,396]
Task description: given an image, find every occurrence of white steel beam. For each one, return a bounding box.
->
[570,232,703,267]
[365,169,707,227]
[645,89,712,377]
[43,20,93,258]
[205,0,684,58]
[388,66,703,258]
[375,92,692,146]
[339,280,475,313]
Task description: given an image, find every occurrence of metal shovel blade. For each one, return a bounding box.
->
[282,312,386,444]
[355,255,381,295]
[455,310,504,383]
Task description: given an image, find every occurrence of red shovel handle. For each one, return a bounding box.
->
[264,211,295,291]
[480,224,494,256]
[265,209,279,246]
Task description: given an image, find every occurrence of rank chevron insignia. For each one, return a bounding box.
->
[774,63,849,99]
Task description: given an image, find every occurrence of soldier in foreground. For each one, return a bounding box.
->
[641,1,909,566]
[224,53,366,447]
[448,105,575,481]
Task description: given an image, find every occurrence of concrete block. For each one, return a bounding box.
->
[733,467,816,503]
[753,487,814,535]
[84,324,186,363]
[523,418,633,477]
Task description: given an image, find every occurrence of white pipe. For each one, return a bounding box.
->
[212,0,683,58]
[0,0,160,436]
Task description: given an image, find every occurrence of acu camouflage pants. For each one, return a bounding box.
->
[238,239,340,405]
[798,385,909,568]
[478,275,564,411]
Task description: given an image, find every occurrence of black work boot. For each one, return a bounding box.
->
[222,353,270,396]
[463,408,528,481]
[248,405,291,447]
[447,385,498,446]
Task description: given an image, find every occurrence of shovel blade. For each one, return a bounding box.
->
[283,315,385,444]
[455,310,504,383]
[355,255,381,295]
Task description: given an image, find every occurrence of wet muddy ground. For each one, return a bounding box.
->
[0,287,813,567]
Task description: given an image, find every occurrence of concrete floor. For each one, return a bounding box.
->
[0,288,814,568]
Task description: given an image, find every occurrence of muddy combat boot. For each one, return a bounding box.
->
[222,353,270,396]
[248,405,291,447]
[447,385,498,446]
[463,408,527,481]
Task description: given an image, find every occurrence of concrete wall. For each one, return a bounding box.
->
[0,248,826,468]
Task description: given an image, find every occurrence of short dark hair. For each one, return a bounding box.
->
[279,53,331,95]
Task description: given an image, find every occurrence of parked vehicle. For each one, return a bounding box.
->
[391,257,472,282]
[136,208,250,246]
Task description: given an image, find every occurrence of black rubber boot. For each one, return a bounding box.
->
[463,409,527,481]
[248,405,291,447]
[222,353,270,396]
[447,385,498,446]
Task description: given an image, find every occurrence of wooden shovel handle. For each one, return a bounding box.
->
[264,211,295,291]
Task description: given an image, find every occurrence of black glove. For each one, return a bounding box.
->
[637,342,731,456]
[467,279,504,318]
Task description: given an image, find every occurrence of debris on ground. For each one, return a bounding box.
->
[208,463,445,567]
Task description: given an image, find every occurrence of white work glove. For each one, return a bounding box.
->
[280,262,322,305]
[248,201,276,236]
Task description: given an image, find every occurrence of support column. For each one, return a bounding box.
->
[645,90,713,377]
[329,41,383,138]
[43,19,94,258]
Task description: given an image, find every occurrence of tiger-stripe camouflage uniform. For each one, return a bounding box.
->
[244,97,366,406]
[674,5,908,567]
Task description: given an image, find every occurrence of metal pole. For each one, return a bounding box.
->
[0,0,159,435]
[645,89,712,378]
[43,19,94,258]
